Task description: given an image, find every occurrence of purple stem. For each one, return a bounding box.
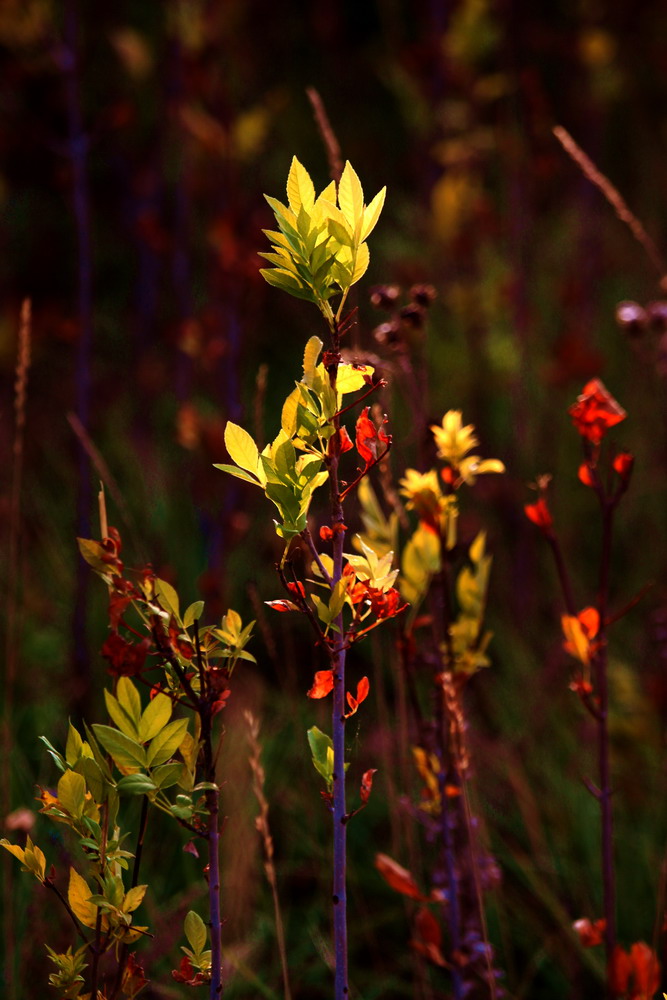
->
[326,329,349,999]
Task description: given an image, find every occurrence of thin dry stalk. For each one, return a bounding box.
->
[306,87,343,183]
[67,411,145,559]
[2,298,31,1000]
[553,125,667,284]
[244,711,292,1000]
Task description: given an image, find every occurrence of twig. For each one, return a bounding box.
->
[244,711,292,1000]
[2,298,31,1000]
[553,125,667,284]
[306,87,343,183]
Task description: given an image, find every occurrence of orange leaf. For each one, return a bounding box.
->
[307,670,334,699]
[375,852,426,901]
[346,676,370,717]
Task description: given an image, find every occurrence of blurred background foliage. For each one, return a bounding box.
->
[2,0,667,996]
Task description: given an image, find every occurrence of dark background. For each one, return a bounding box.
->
[2,1,667,997]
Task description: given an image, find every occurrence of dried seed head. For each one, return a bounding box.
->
[410,283,436,307]
[615,300,647,336]
[370,284,400,309]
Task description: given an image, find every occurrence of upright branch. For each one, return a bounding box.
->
[374,410,505,997]
[219,156,397,998]
[525,378,642,991]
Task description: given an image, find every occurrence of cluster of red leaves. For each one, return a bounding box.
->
[307,671,370,718]
[355,406,390,471]
[609,942,660,999]
[122,953,149,998]
[569,378,626,445]
[101,632,150,677]
[171,955,210,987]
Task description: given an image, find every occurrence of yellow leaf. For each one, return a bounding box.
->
[360,186,386,241]
[286,156,315,215]
[224,422,260,477]
[336,362,374,396]
[68,868,98,929]
[338,161,364,228]
[351,241,370,285]
[58,770,87,820]
[302,335,323,386]
[123,884,148,913]
[0,839,25,864]
[281,386,300,437]
[139,692,172,743]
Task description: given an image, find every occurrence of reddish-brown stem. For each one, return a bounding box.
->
[596,500,617,988]
[43,878,88,942]
[546,532,577,616]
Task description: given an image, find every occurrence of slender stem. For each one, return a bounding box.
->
[546,532,577,616]
[596,501,617,987]
[43,879,88,942]
[109,796,150,1000]
[326,324,349,1000]
[90,800,109,1000]
[431,544,463,1000]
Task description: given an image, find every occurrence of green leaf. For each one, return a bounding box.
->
[184,910,207,956]
[260,267,315,302]
[152,762,184,789]
[65,723,83,767]
[155,578,181,623]
[117,677,142,726]
[39,736,66,774]
[116,774,157,795]
[138,691,172,743]
[77,537,119,577]
[146,717,189,768]
[92,725,147,770]
[104,689,139,740]
[75,757,106,805]
[183,600,204,629]
[307,726,334,785]
[213,463,262,486]
[82,722,114,783]
[57,770,87,821]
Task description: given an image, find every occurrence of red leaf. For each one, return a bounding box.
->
[524,497,553,530]
[375,852,426,900]
[354,406,390,470]
[411,907,448,967]
[171,955,209,986]
[629,941,660,996]
[265,599,300,612]
[573,917,606,947]
[183,840,199,858]
[568,378,626,444]
[578,462,597,488]
[122,953,149,998]
[287,581,306,599]
[307,669,334,699]
[319,525,334,541]
[613,450,634,485]
[338,426,354,453]
[101,633,150,678]
[360,768,377,805]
